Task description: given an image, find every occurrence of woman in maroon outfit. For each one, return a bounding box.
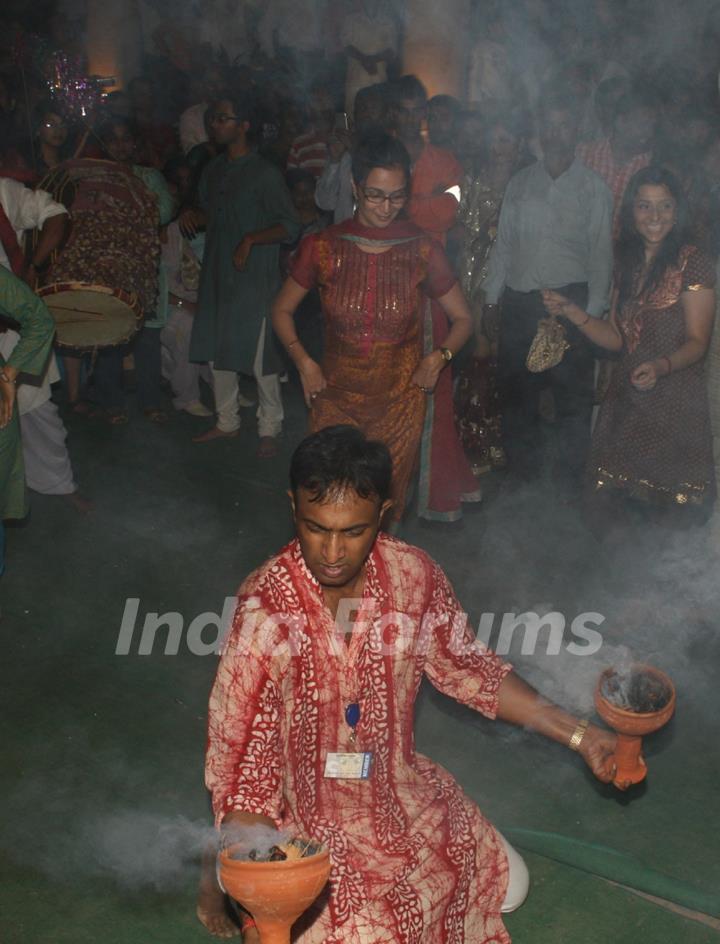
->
[543,165,716,520]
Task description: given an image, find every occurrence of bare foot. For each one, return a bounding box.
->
[62,492,94,514]
[68,399,92,416]
[257,436,278,459]
[193,427,239,443]
[197,845,241,938]
[90,409,128,425]
[196,901,241,938]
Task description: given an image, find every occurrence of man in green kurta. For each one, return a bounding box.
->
[0,267,55,575]
[186,91,300,457]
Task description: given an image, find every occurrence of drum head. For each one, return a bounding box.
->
[39,283,142,350]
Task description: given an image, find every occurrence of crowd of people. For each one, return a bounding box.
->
[2,0,720,941]
[0,3,719,536]
[0,1,718,560]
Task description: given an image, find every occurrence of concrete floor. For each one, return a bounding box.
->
[1,379,718,943]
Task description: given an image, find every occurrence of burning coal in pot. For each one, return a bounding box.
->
[595,663,676,789]
[219,834,331,944]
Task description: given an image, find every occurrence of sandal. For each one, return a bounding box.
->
[67,399,93,416]
[257,436,279,459]
[144,409,169,425]
[105,410,129,425]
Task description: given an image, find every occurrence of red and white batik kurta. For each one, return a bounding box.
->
[206,534,513,943]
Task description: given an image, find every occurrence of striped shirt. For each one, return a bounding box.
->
[576,137,651,236]
[286,130,329,179]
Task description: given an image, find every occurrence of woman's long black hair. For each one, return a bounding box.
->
[615,164,690,313]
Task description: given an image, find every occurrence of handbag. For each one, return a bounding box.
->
[525,311,569,372]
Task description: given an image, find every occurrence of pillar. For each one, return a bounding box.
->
[401,0,471,99]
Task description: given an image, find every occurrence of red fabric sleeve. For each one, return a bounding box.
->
[408,146,463,240]
[424,239,458,298]
[422,563,513,719]
[288,233,320,290]
[205,596,286,827]
[682,246,716,290]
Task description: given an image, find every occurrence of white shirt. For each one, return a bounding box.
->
[314,152,354,224]
[341,7,397,112]
[0,178,67,412]
[179,102,209,155]
[0,178,67,271]
[483,159,613,317]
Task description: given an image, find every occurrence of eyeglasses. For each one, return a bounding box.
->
[210,113,238,124]
[362,188,408,207]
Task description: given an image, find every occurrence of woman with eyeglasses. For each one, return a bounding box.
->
[272,131,473,521]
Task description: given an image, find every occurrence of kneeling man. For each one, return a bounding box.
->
[205,425,618,943]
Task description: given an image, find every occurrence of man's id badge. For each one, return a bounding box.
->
[324,752,373,779]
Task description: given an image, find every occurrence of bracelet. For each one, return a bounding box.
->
[0,371,16,385]
[578,313,591,327]
[287,339,300,349]
[663,355,672,376]
[568,719,589,751]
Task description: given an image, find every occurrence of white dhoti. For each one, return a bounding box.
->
[21,399,75,495]
[0,331,77,496]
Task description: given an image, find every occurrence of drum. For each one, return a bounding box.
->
[37,159,160,346]
[38,282,142,350]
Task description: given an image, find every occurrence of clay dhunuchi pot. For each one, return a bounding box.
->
[218,843,331,944]
[594,663,676,789]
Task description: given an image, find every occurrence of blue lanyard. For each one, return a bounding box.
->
[345,702,360,744]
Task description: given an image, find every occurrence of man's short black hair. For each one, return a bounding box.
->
[351,131,411,187]
[212,89,258,130]
[285,167,316,191]
[428,94,461,115]
[290,425,392,505]
[613,86,660,124]
[536,88,581,125]
[96,115,137,145]
[388,74,427,106]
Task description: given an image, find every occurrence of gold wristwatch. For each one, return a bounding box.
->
[438,347,453,363]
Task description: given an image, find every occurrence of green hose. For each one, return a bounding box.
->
[502,828,720,918]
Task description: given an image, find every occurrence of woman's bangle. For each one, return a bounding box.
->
[662,355,672,376]
[287,339,300,349]
[0,370,17,385]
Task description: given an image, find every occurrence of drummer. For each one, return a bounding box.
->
[88,118,175,424]
[0,175,87,508]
